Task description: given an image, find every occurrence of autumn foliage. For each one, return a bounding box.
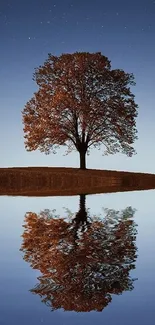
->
[22,52,138,169]
[20,196,138,312]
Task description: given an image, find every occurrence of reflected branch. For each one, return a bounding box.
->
[20,195,138,312]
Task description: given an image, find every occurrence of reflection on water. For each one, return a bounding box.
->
[20,194,138,312]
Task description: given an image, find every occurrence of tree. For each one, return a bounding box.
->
[20,196,138,312]
[22,52,138,169]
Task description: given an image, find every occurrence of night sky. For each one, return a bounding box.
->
[0,0,155,172]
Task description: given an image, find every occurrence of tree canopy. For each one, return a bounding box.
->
[22,52,138,168]
[20,196,138,312]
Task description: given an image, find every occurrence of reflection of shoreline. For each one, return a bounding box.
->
[1,167,155,196]
[20,200,138,312]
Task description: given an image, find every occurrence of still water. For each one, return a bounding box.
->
[0,190,155,325]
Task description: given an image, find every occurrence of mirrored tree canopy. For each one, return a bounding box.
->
[20,194,138,312]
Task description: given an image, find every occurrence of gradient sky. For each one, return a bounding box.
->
[0,0,155,172]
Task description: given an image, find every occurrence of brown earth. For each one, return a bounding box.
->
[0,167,155,196]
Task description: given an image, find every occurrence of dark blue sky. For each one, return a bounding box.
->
[0,0,155,171]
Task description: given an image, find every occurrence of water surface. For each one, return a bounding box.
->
[0,190,155,325]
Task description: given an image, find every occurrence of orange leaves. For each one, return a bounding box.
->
[20,203,137,312]
[22,52,138,162]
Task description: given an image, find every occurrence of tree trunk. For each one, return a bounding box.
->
[79,150,86,169]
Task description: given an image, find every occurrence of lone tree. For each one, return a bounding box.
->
[22,52,138,169]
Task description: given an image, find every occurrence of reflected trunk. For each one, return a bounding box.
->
[73,194,90,240]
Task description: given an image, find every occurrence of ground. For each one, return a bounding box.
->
[0,167,155,196]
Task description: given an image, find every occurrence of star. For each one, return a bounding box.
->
[28,36,35,40]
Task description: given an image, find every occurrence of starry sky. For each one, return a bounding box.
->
[0,0,155,172]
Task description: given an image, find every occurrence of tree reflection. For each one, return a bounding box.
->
[20,194,138,312]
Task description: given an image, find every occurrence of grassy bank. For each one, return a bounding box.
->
[0,167,155,196]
